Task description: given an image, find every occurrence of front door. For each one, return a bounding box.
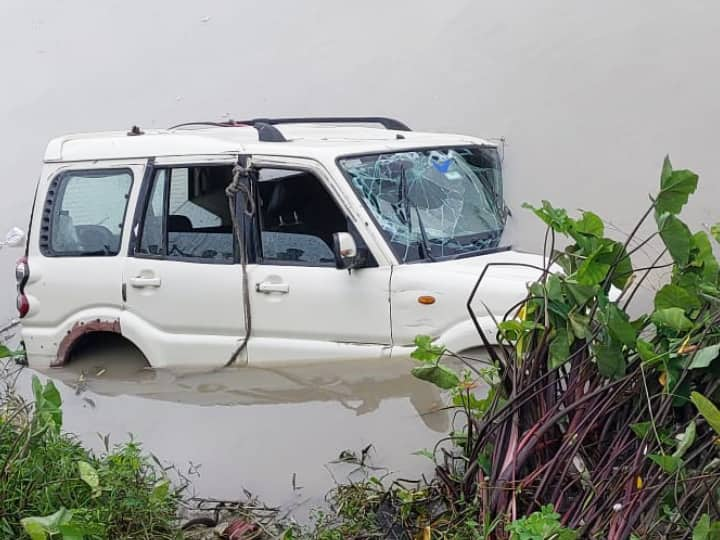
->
[121,157,247,368]
[246,162,392,365]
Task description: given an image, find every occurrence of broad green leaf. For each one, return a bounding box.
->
[573,211,604,237]
[596,241,634,289]
[594,341,626,379]
[42,380,62,410]
[411,335,445,363]
[150,479,170,504]
[660,155,673,184]
[58,524,86,540]
[411,364,460,390]
[21,521,47,540]
[549,329,571,369]
[693,232,720,282]
[630,421,651,439]
[576,250,610,286]
[693,514,710,540]
[672,421,696,459]
[689,345,720,370]
[648,453,683,474]
[522,201,572,233]
[563,281,597,306]
[636,339,659,365]
[78,461,100,497]
[21,508,73,539]
[711,223,720,244]
[656,167,699,215]
[658,213,693,266]
[690,391,720,436]
[568,312,591,340]
[546,274,563,302]
[605,303,637,346]
[654,284,700,311]
[651,308,693,332]
[0,344,13,358]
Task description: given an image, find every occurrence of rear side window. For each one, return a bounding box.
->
[42,169,133,256]
[135,166,235,262]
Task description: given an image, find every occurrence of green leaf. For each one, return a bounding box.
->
[411,364,460,390]
[410,335,445,363]
[689,345,720,370]
[648,453,683,474]
[594,341,626,379]
[656,165,699,215]
[522,201,572,233]
[693,514,711,540]
[59,524,86,540]
[150,479,170,504]
[549,329,571,369]
[573,211,604,237]
[596,241,634,289]
[21,508,73,539]
[658,213,693,266]
[690,391,720,436]
[563,281,597,306]
[672,421,696,459]
[78,461,100,497]
[576,250,610,286]
[605,303,637,346]
[569,312,591,339]
[655,284,701,311]
[711,223,720,244]
[693,232,720,283]
[0,344,13,358]
[630,421,651,439]
[412,449,435,461]
[636,339,659,365]
[546,275,563,302]
[651,308,693,332]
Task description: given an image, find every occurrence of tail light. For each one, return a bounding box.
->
[16,256,29,318]
[16,294,29,318]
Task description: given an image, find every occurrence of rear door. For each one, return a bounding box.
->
[121,156,247,368]
[245,158,392,365]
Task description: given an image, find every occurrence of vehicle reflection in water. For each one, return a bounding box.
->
[26,334,450,514]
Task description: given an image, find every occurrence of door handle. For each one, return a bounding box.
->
[129,276,162,288]
[256,281,289,294]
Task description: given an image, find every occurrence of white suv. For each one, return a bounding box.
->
[17,117,543,368]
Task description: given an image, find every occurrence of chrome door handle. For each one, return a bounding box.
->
[129,276,162,288]
[256,281,289,294]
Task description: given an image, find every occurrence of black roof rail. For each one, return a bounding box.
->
[239,117,412,132]
[167,116,411,143]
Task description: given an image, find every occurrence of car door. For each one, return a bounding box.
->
[121,155,247,368]
[245,158,392,366]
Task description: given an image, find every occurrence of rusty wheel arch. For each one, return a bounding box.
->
[53,318,147,367]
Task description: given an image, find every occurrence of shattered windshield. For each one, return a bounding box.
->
[338,146,507,262]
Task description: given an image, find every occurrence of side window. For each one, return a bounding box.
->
[136,166,234,262]
[45,169,132,256]
[257,169,348,266]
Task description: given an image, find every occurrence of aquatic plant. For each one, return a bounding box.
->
[411,156,720,538]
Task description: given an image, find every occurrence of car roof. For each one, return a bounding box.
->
[44,123,495,163]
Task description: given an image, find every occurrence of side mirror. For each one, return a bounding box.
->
[332,232,357,269]
[1,227,25,248]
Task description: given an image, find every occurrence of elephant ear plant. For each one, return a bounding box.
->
[412,157,720,539]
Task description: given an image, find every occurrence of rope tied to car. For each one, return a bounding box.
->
[223,160,256,367]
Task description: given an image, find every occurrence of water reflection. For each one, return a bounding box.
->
[21,335,450,515]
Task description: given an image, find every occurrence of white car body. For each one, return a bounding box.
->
[19,119,546,368]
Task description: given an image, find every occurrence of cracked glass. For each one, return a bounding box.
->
[339,146,506,261]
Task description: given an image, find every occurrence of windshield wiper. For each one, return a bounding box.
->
[399,165,436,262]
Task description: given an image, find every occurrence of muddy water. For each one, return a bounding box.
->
[15,335,452,518]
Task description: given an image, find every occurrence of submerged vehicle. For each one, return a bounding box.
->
[17,117,544,368]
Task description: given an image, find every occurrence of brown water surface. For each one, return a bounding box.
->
[16,335,450,517]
